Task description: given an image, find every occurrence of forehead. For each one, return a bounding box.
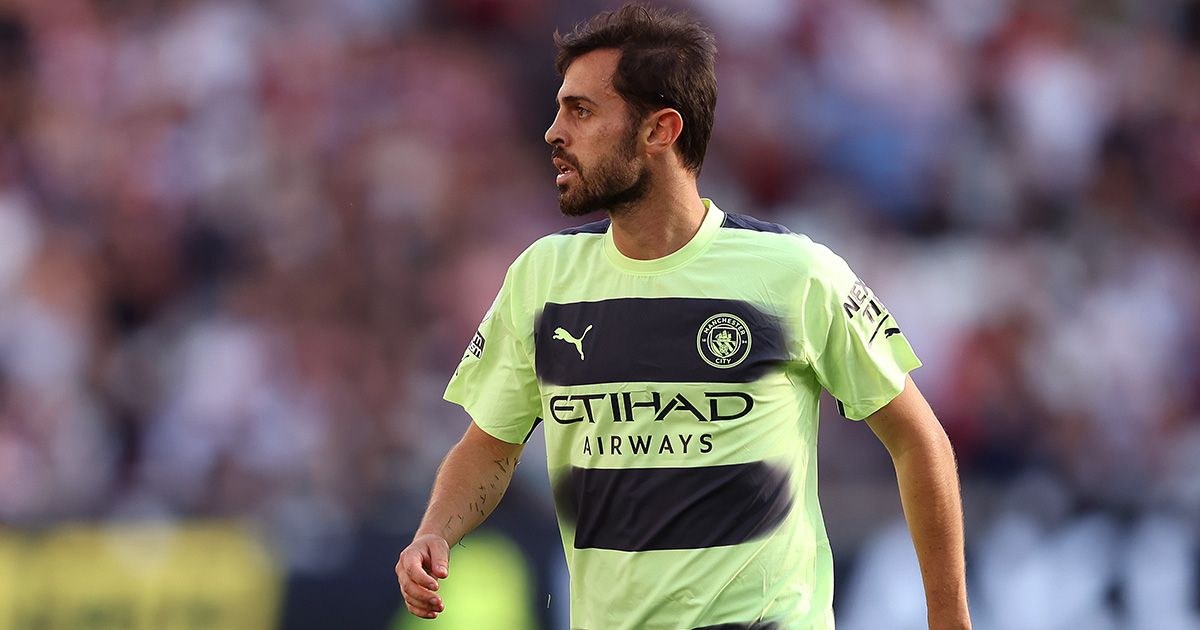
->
[557,48,621,102]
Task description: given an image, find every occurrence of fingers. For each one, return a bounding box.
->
[402,586,443,619]
[404,548,440,591]
[405,600,439,619]
[396,538,449,618]
[398,575,444,617]
[397,556,442,610]
[399,578,443,613]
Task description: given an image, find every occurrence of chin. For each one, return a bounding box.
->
[558,196,595,217]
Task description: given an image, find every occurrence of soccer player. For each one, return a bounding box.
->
[397,4,971,629]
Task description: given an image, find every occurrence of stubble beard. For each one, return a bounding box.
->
[557,125,651,218]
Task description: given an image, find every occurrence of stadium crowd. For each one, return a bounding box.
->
[0,0,1197,627]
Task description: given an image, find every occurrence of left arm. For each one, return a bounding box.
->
[866,375,971,630]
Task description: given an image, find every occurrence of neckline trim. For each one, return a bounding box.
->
[602,199,724,275]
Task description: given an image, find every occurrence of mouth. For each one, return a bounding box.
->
[553,157,577,186]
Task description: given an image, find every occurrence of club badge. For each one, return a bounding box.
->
[697,313,751,368]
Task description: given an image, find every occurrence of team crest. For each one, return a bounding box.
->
[697,313,752,368]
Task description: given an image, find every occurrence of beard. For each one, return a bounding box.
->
[555,125,651,217]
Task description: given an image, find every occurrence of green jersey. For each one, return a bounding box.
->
[444,200,920,630]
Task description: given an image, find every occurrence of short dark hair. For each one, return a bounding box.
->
[554,4,717,174]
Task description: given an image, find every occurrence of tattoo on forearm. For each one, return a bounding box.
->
[493,456,517,474]
[441,456,521,538]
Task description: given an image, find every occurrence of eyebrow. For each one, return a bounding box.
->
[556,95,598,109]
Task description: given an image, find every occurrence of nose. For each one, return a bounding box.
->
[545,110,567,146]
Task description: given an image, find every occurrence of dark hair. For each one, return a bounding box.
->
[554,4,717,174]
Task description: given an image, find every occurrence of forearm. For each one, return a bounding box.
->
[891,434,970,628]
[415,427,521,546]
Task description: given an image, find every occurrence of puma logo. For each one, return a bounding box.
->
[553,325,593,360]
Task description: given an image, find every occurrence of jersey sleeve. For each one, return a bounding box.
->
[798,242,921,420]
[443,263,542,444]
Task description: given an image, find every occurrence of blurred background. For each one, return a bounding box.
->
[0,0,1197,628]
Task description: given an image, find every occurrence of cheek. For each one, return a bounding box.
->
[572,121,629,170]
[582,121,625,148]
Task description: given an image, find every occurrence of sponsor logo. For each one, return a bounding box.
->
[842,278,883,322]
[581,432,713,456]
[552,389,752,458]
[549,390,753,424]
[841,279,901,342]
[467,331,485,359]
[553,325,593,360]
[696,313,751,368]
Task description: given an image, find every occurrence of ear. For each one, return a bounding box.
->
[643,108,684,159]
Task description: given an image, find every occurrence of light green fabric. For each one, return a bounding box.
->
[445,201,920,629]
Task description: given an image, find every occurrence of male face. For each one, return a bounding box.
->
[545,49,650,217]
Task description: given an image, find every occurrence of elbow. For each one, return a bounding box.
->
[894,423,958,471]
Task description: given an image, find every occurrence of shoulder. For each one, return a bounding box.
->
[719,211,792,234]
[531,217,609,254]
[520,218,608,259]
[553,217,610,236]
[504,218,608,279]
[715,210,846,279]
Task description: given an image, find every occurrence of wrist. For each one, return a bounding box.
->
[413,526,453,546]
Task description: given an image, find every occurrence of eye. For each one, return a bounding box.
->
[574,106,592,119]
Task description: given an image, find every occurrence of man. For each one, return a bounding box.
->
[397,4,971,629]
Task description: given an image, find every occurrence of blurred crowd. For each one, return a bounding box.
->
[0,0,1198,626]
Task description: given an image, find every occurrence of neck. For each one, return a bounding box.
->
[608,173,707,260]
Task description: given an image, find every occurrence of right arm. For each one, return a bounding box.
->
[395,422,525,619]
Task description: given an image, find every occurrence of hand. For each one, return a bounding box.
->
[396,534,451,619]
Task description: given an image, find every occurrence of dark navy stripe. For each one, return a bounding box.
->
[555,461,792,552]
[535,298,788,386]
[720,212,792,234]
[556,219,610,235]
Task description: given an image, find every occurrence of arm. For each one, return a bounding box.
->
[866,375,971,630]
[395,422,524,619]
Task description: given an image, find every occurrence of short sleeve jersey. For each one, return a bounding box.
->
[444,200,921,630]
